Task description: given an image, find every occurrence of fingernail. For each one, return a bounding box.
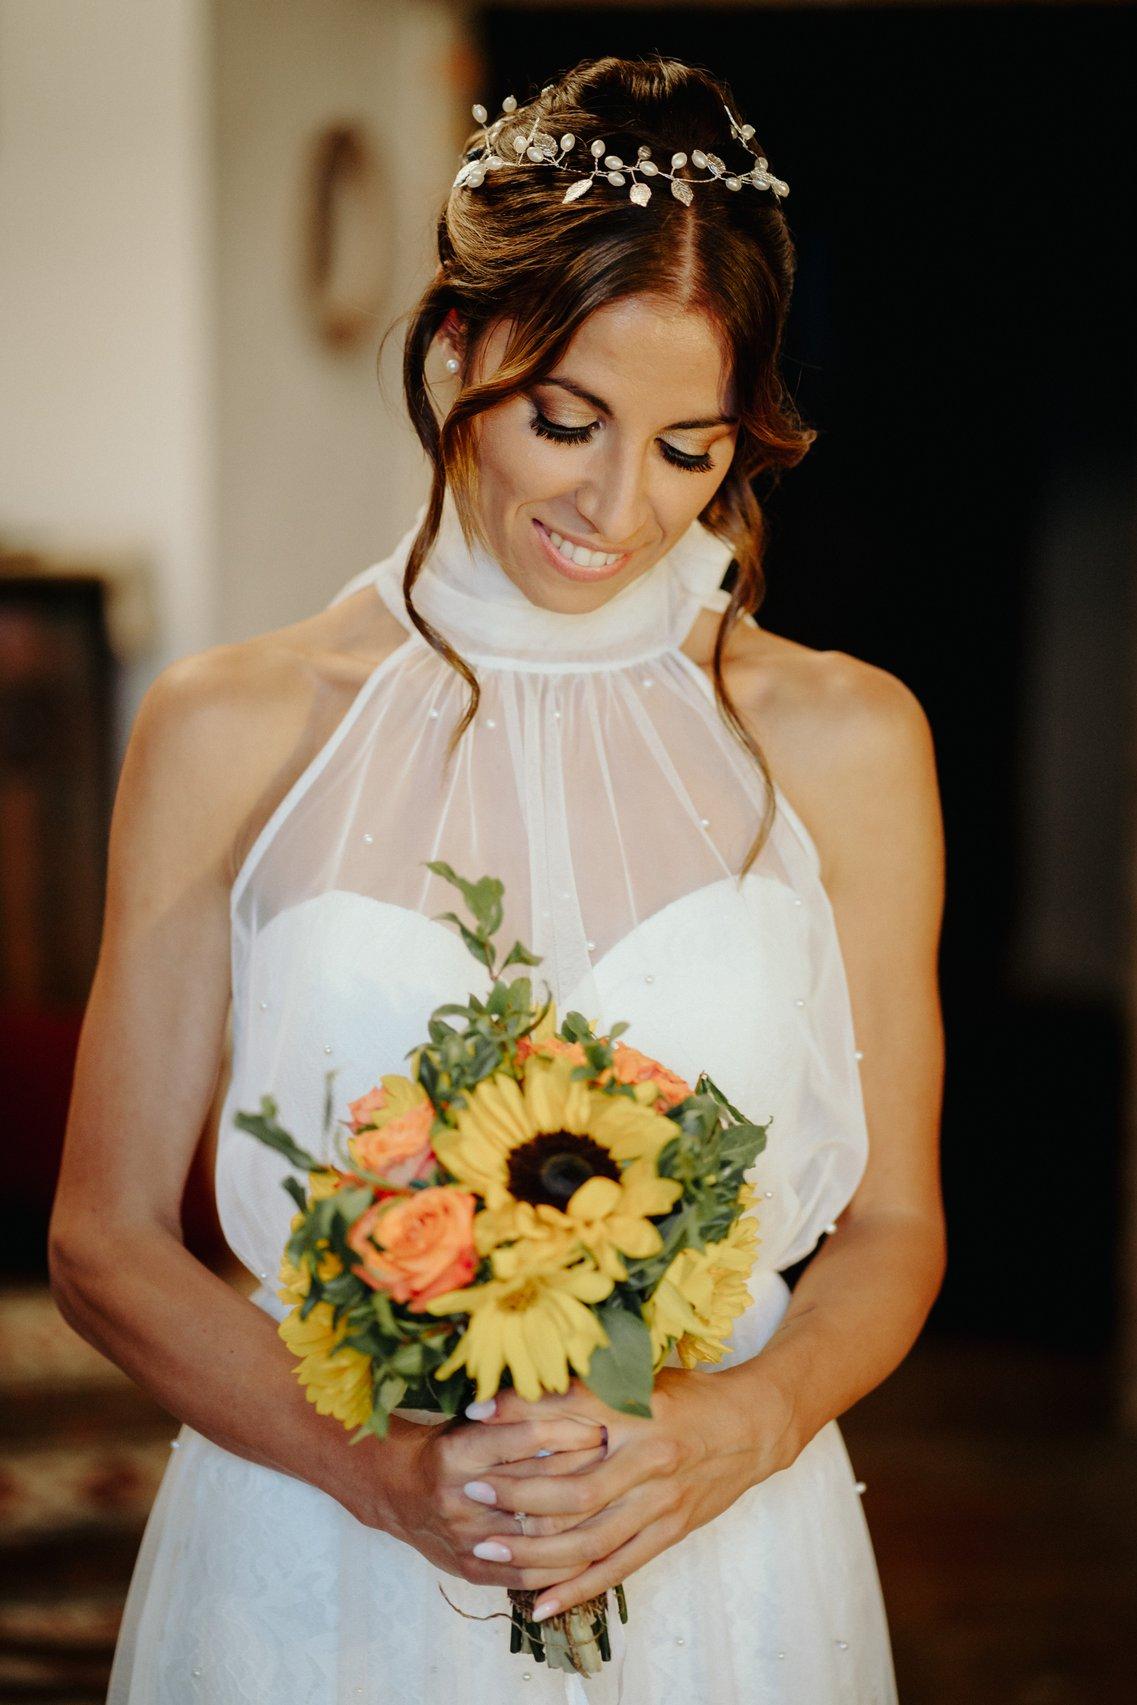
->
[463,1480,497,1505]
[465,1398,496,1419]
[532,1598,558,1621]
[472,1540,512,1562]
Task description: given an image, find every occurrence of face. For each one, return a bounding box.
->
[442,294,739,612]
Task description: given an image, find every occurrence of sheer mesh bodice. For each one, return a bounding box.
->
[216,491,868,1310]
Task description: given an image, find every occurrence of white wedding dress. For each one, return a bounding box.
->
[107,492,898,1703]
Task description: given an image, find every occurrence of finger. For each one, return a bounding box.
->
[468,1379,607,1429]
[461,1448,642,1520]
[463,1417,606,1471]
[473,1494,645,1576]
[492,1443,606,1481]
[528,1514,682,1621]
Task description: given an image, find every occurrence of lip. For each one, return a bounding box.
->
[532,518,632,582]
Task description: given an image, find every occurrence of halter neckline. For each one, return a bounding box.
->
[335,490,737,673]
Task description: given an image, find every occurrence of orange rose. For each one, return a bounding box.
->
[347,1085,390,1131]
[603,1043,692,1110]
[347,1187,478,1309]
[348,1100,436,1187]
[515,1034,589,1067]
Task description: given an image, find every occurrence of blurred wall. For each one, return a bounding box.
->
[212,0,464,645]
[0,0,467,747]
[0,0,217,738]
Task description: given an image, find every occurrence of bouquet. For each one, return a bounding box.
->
[236,861,769,1679]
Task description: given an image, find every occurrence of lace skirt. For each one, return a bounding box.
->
[106,1273,898,1704]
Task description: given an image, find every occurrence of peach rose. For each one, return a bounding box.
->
[347,1084,391,1132]
[515,1033,589,1067]
[603,1043,693,1110]
[347,1187,477,1309]
[348,1099,436,1188]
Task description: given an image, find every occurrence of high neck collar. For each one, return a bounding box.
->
[353,491,736,673]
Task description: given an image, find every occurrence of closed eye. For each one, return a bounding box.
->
[526,407,715,474]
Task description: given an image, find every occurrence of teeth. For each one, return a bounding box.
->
[546,527,621,569]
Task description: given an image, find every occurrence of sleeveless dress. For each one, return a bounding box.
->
[107,493,899,1704]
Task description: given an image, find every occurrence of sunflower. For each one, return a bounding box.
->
[432,1052,676,1217]
[422,1246,614,1402]
[473,1155,681,1281]
[645,1185,762,1369]
[277,1296,373,1427]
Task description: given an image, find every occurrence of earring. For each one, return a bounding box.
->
[445,356,460,374]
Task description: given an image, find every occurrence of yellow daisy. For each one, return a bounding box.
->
[432,1052,676,1216]
[277,1297,373,1428]
[646,1186,761,1369]
[277,1245,343,1309]
[423,1247,614,1403]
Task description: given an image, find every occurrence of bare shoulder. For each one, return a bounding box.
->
[724,622,941,894]
[125,590,409,890]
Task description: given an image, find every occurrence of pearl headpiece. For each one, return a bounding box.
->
[453,92,789,209]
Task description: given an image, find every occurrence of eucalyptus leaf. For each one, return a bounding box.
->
[233,1102,324,1174]
[581,1306,654,1418]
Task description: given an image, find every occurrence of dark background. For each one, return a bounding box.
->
[481,3,1137,1355]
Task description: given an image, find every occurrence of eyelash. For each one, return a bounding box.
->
[527,407,715,474]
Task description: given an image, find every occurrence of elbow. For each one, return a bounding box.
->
[47,1210,114,1330]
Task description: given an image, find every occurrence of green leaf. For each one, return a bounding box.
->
[501,940,543,967]
[581,1305,654,1418]
[233,1101,324,1173]
[322,1069,337,1136]
[282,1176,307,1211]
[377,1374,408,1412]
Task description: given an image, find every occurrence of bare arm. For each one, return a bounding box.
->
[47,648,399,1512]
[48,642,605,1583]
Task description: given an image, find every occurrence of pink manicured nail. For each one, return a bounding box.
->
[463,1480,497,1505]
[532,1598,558,1621]
[465,1398,496,1419]
[472,1540,512,1562]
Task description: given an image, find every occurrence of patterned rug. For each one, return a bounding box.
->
[0,1287,178,1703]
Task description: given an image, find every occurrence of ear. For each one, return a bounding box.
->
[437,306,466,359]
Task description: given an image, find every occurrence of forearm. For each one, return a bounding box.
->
[722,1208,947,1477]
[48,1220,417,1528]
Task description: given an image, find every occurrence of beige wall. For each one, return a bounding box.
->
[213,0,464,644]
[0,0,467,741]
[0,0,217,732]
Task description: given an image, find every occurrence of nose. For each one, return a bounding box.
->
[573,443,651,550]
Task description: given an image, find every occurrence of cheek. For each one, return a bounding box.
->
[480,416,584,503]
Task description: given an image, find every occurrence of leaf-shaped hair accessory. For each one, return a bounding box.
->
[454,93,790,211]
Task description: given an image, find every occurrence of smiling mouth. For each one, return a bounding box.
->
[532,519,632,580]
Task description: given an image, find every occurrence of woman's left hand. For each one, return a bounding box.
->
[462,1365,798,1619]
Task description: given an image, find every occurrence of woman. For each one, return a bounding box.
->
[50,54,945,1704]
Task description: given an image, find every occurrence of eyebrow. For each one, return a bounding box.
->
[537,374,739,432]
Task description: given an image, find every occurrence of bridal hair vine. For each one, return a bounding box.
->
[452,91,789,209]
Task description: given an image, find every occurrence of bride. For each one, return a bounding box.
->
[49,53,944,1704]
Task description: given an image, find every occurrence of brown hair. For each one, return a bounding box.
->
[386,53,815,877]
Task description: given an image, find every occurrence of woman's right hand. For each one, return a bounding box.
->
[345,1412,608,1585]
